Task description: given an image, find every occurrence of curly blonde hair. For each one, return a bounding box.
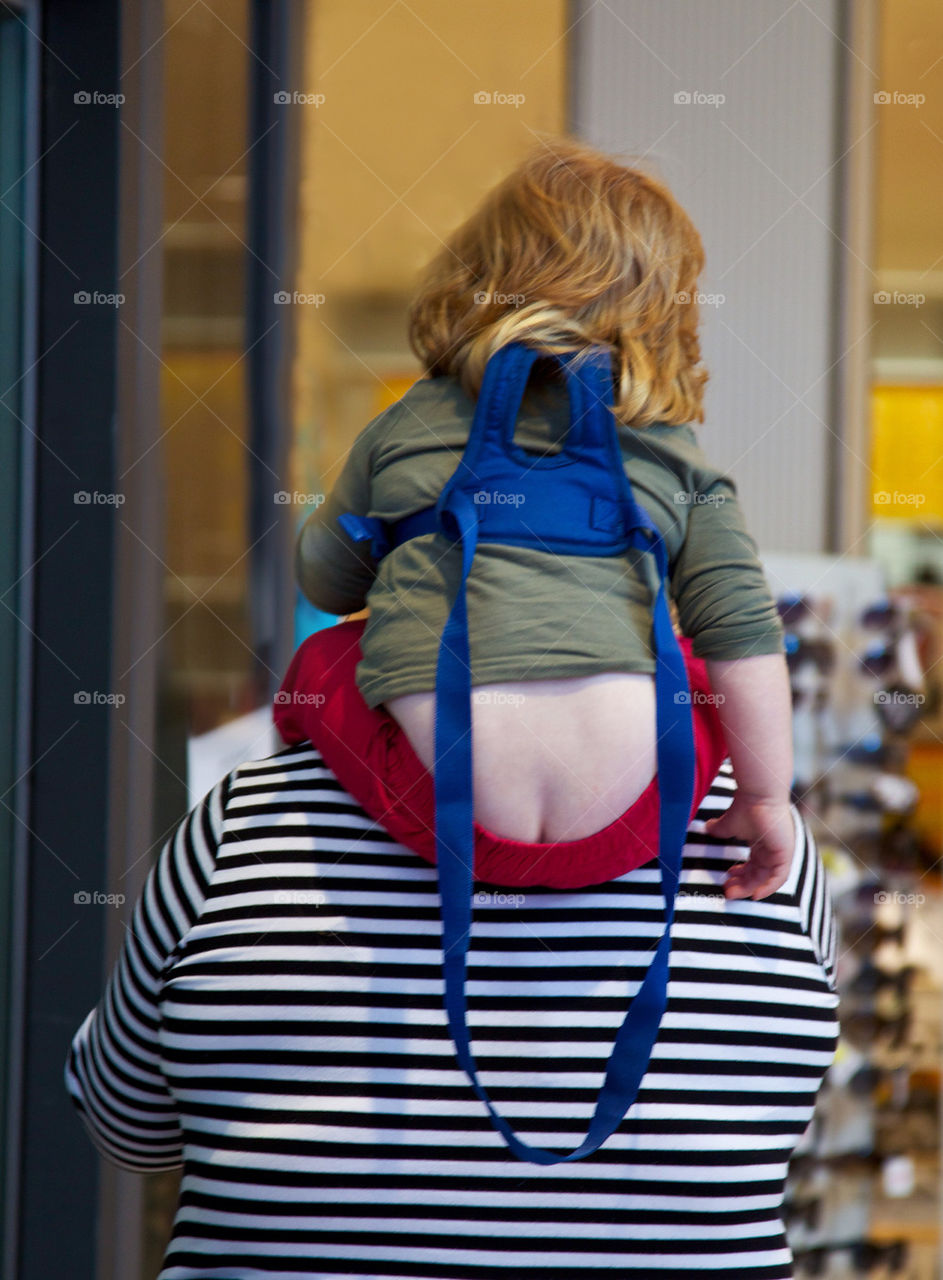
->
[407,135,709,428]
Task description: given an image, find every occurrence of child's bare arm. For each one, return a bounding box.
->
[700,652,795,901]
[704,652,793,798]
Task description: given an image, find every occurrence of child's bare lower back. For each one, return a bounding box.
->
[384,672,658,843]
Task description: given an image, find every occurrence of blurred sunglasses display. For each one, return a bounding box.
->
[785,632,836,674]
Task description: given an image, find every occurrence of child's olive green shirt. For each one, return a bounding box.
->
[297,374,785,710]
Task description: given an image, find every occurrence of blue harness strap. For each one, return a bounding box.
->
[340,342,695,1164]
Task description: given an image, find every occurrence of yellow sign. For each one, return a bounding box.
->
[871,386,943,520]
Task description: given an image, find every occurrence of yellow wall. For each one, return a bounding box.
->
[288,0,569,498]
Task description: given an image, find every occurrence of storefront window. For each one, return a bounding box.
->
[869,0,943,585]
[86,3,943,1272]
[762,2,943,1257]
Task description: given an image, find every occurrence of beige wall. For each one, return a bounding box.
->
[871,0,943,385]
[288,0,569,499]
[875,0,943,277]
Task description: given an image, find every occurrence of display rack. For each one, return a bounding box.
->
[760,554,942,1279]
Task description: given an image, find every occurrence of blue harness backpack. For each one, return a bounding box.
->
[338,341,695,1164]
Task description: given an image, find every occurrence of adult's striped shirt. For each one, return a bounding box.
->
[67,746,839,1279]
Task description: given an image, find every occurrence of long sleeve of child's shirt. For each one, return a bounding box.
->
[668,463,785,660]
[296,409,385,617]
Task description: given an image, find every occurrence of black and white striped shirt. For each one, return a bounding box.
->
[66,746,839,1279]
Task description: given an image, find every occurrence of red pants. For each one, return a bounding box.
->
[274,620,729,890]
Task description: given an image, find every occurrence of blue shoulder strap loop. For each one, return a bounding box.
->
[337,512,390,562]
[338,506,442,560]
[340,341,696,1164]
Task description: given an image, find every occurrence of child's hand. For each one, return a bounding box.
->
[703,795,796,901]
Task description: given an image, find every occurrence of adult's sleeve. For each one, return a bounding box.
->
[64,776,228,1172]
[669,467,785,660]
[793,817,839,993]
[296,416,385,617]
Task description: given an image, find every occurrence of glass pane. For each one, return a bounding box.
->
[286,2,570,639]
[144,2,256,1273]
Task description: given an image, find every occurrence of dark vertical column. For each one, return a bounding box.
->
[0,4,36,1276]
[246,0,305,691]
[16,1,121,1277]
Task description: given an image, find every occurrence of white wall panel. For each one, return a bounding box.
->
[570,0,844,552]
